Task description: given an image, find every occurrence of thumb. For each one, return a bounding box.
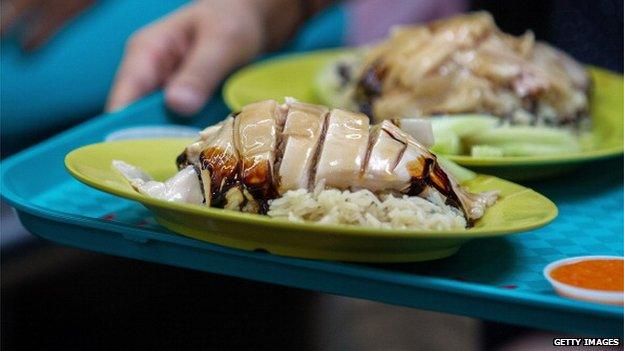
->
[164,29,258,116]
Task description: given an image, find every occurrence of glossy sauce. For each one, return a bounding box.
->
[550,259,624,291]
[355,61,387,117]
[199,146,240,208]
[241,157,277,212]
[406,156,463,216]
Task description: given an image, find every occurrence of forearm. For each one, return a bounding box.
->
[246,0,336,50]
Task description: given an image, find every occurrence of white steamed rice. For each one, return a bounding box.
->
[268,183,467,230]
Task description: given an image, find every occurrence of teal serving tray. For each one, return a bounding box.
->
[2,92,622,336]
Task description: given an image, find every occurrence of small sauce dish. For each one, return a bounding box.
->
[544,256,624,305]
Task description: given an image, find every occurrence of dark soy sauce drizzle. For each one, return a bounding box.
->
[355,61,386,119]
[176,151,190,170]
[198,111,278,214]
[199,146,241,208]
[240,160,277,215]
[406,156,469,225]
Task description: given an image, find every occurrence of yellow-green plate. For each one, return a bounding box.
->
[65,138,557,262]
[223,50,624,180]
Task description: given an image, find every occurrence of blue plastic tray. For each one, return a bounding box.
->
[2,93,623,336]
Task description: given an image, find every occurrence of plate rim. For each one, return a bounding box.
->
[223,49,624,167]
[65,138,559,240]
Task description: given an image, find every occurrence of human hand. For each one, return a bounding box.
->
[106,0,302,116]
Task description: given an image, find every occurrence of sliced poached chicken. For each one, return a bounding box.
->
[234,100,286,201]
[176,120,226,169]
[314,109,369,189]
[382,121,498,222]
[150,99,498,224]
[198,116,240,207]
[358,121,405,192]
[277,101,329,194]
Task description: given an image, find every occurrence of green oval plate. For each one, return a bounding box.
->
[65,138,557,262]
[223,50,624,180]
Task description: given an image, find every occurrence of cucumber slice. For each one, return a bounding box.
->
[471,145,504,157]
[430,114,499,138]
[437,156,476,183]
[496,142,581,156]
[465,126,579,147]
[430,130,461,155]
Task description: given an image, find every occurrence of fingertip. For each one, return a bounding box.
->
[165,84,205,116]
[106,75,151,113]
[106,89,131,113]
[105,101,123,113]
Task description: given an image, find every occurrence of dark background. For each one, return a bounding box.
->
[473,0,623,73]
